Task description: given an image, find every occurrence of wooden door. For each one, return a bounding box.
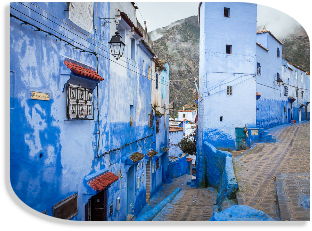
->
[85,190,107,221]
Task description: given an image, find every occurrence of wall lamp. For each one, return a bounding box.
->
[102,12,125,60]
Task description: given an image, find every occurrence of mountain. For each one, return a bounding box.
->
[150,16,310,118]
[149,15,199,117]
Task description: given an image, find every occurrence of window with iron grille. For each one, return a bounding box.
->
[284,86,288,96]
[156,118,159,133]
[156,158,159,170]
[296,89,298,98]
[227,86,232,95]
[66,83,93,120]
[148,110,154,128]
[53,194,78,220]
[301,91,304,99]
[156,73,159,89]
[277,48,280,58]
[257,62,261,75]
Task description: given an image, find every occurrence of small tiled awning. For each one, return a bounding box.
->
[147,150,157,158]
[299,103,305,108]
[187,158,192,162]
[256,92,261,96]
[64,61,104,81]
[87,172,119,191]
[288,96,296,102]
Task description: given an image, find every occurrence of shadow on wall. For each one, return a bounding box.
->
[197,141,238,211]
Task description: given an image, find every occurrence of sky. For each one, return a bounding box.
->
[136,1,310,39]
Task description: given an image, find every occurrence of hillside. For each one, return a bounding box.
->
[150,16,310,117]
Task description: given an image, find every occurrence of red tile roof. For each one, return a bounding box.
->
[187,158,192,162]
[64,61,104,81]
[256,92,261,96]
[87,172,119,191]
[169,127,183,132]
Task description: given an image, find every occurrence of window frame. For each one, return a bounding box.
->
[226,45,232,54]
[224,7,230,17]
[227,86,232,95]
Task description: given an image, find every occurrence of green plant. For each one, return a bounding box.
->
[178,137,196,155]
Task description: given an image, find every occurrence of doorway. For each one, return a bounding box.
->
[146,159,151,201]
[235,127,247,151]
[85,189,107,221]
[288,109,291,123]
[127,165,135,217]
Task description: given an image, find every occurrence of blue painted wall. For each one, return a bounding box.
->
[10,2,170,221]
[169,130,183,157]
[168,155,188,179]
[198,2,257,154]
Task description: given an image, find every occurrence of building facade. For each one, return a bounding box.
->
[10,2,169,221]
[197,2,310,154]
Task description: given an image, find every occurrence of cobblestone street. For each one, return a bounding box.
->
[233,122,310,220]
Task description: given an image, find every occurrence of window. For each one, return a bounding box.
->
[277,47,280,58]
[284,86,288,96]
[227,86,232,95]
[53,194,78,219]
[257,63,261,75]
[301,91,304,99]
[156,73,159,89]
[277,73,281,82]
[284,107,286,113]
[148,110,154,128]
[131,39,135,60]
[109,204,113,216]
[301,73,303,83]
[66,84,93,120]
[148,65,151,80]
[295,71,297,79]
[224,7,230,17]
[296,89,298,98]
[183,114,185,118]
[156,159,160,170]
[156,118,159,133]
[226,45,232,54]
[220,116,223,122]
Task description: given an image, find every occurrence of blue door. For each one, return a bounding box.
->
[235,128,247,151]
[127,165,135,217]
[288,109,291,123]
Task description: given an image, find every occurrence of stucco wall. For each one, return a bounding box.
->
[198,2,257,150]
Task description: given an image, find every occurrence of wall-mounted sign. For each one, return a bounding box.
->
[31,91,50,101]
[251,130,258,136]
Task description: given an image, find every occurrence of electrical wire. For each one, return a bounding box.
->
[10,6,169,87]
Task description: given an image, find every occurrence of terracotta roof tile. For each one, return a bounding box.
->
[187,158,192,162]
[147,150,158,158]
[87,172,119,191]
[130,152,144,162]
[64,61,104,81]
[256,92,261,96]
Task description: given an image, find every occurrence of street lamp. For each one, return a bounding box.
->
[108,29,125,60]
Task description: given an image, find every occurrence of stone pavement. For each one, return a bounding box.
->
[233,122,310,221]
[138,174,218,221]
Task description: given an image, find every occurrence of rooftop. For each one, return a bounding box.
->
[256,30,283,45]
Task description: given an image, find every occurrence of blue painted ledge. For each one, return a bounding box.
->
[135,188,182,221]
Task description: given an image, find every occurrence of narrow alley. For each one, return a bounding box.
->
[139,122,310,221]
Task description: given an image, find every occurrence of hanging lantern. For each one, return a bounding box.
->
[108,30,125,60]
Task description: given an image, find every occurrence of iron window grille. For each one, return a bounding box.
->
[156,158,159,170]
[109,204,113,216]
[301,91,304,99]
[156,118,159,133]
[296,89,298,98]
[66,83,94,120]
[277,47,280,58]
[156,73,159,89]
[148,110,154,128]
[53,194,78,220]
[284,86,288,96]
[227,86,232,95]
